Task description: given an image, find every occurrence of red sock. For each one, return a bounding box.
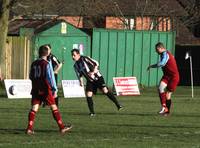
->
[159,92,167,107]
[27,110,36,130]
[52,109,65,129]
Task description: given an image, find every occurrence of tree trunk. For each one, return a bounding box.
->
[0,0,10,80]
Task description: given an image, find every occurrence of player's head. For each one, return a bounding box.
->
[71,49,81,61]
[39,45,49,57]
[155,42,166,54]
[44,44,51,55]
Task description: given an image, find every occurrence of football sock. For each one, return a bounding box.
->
[86,97,95,114]
[159,92,167,107]
[27,110,36,130]
[55,97,59,107]
[52,109,65,129]
[166,99,171,112]
[106,91,121,108]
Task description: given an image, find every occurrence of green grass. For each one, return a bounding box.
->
[0,86,200,148]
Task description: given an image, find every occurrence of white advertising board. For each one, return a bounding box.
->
[113,77,140,96]
[4,79,32,99]
[62,80,85,98]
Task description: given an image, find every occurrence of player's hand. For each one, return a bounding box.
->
[147,65,151,71]
[79,81,84,87]
[52,91,57,98]
[88,72,94,76]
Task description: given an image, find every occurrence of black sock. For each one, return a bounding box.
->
[86,97,95,114]
[55,97,59,107]
[166,99,171,111]
[106,91,121,108]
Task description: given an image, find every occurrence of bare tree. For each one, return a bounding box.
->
[0,0,15,80]
[177,0,200,29]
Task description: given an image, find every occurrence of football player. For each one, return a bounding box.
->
[26,45,72,135]
[71,49,122,116]
[45,44,63,107]
[147,42,179,116]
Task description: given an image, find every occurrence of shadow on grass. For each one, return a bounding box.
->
[106,123,200,129]
[63,111,157,117]
[95,112,200,118]
[0,94,7,98]
[0,128,58,135]
[61,111,200,118]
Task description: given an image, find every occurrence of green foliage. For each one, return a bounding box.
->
[0,87,200,148]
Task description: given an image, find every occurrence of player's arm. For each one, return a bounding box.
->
[46,63,58,92]
[54,62,62,74]
[79,77,84,87]
[52,55,63,74]
[85,56,99,74]
[74,65,84,86]
[147,51,169,71]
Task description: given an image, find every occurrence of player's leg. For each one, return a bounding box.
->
[166,91,172,113]
[86,91,95,116]
[98,76,122,110]
[50,104,72,134]
[55,96,59,106]
[26,102,40,135]
[86,81,95,116]
[51,104,64,129]
[46,92,70,131]
[101,86,122,110]
[165,77,179,114]
[158,80,168,114]
[54,74,59,107]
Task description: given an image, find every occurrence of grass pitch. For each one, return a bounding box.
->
[0,86,200,148]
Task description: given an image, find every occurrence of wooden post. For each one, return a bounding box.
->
[0,0,10,80]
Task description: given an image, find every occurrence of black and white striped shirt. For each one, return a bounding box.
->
[74,56,102,81]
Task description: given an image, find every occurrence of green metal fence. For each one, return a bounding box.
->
[92,28,175,87]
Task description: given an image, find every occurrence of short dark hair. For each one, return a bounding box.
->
[155,42,165,49]
[71,49,80,54]
[38,45,49,57]
[43,44,51,49]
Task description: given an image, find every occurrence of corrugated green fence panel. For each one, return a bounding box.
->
[141,32,151,85]
[124,32,134,76]
[166,33,175,54]
[116,32,126,77]
[149,33,159,86]
[92,29,175,87]
[133,32,142,83]
[107,32,117,86]
[99,31,109,82]
[92,31,100,60]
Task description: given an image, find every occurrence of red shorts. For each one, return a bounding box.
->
[31,90,56,106]
[161,75,179,92]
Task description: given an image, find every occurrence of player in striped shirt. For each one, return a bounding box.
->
[147,42,179,116]
[71,49,122,116]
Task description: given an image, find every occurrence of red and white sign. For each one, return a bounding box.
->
[113,77,140,96]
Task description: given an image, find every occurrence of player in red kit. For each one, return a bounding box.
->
[26,45,72,135]
[147,42,179,116]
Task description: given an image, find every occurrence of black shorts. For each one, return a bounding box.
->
[86,76,107,94]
